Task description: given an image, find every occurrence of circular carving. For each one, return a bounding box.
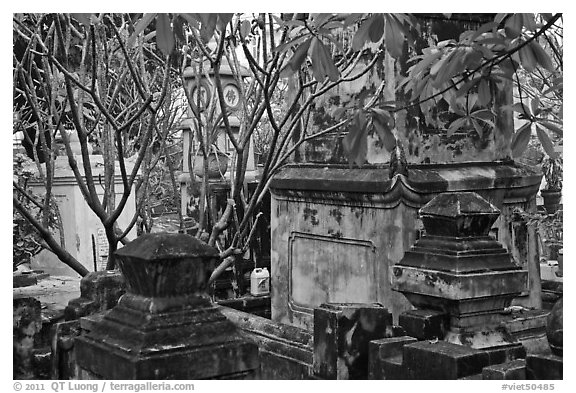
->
[223,84,240,110]
[189,81,211,112]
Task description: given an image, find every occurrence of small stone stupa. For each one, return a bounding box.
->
[391,192,528,350]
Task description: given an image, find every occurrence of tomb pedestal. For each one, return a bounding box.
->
[391,192,528,351]
[270,162,541,330]
[75,233,258,379]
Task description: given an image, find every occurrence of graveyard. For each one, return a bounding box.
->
[13,13,563,380]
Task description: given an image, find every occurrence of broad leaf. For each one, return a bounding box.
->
[172,16,187,43]
[368,14,384,43]
[352,16,373,51]
[530,41,555,73]
[373,117,396,152]
[510,102,532,116]
[447,117,467,137]
[519,44,537,72]
[311,13,334,28]
[217,13,234,32]
[470,22,499,41]
[456,77,480,98]
[477,78,491,106]
[511,122,532,158]
[536,125,558,159]
[530,97,541,116]
[127,13,157,48]
[273,35,310,54]
[240,20,251,39]
[71,13,92,28]
[156,14,175,56]
[200,14,218,42]
[471,118,484,138]
[384,15,404,59]
[434,49,465,88]
[522,13,537,31]
[343,111,368,166]
[309,37,340,82]
[279,38,312,78]
[504,14,523,38]
[540,121,563,137]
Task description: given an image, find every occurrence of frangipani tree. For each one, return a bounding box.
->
[13,13,562,286]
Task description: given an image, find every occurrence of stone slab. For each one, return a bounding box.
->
[403,340,490,379]
[368,336,417,379]
[399,309,449,340]
[526,353,563,380]
[483,359,526,380]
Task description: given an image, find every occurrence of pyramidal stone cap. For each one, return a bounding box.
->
[115,232,219,261]
[419,192,501,237]
[114,233,220,298]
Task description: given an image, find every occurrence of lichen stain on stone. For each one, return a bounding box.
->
[424,273,439,287]
[359,313,377,332]
[351,206,364,220]
[303,207,320,226]
[327,229,343,239]
[329,208,344,225]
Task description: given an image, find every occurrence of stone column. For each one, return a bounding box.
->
[75,232,258,379]
[391,192,528,353]
[313,303,395,379]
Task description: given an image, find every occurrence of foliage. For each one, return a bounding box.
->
[514,207,562,259]
[12,154,56,270]
[542,155,562,190]
[265,13,563,164]
[13,12,562,284]
[13,13,178,274]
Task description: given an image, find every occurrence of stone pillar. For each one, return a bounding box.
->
[391,192,528,353]
[75,232,259,379]
[313,303,394,379]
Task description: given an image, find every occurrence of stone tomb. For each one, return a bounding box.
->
[270,162,541,330]
[391,192,528,350]
[75,233,258,379]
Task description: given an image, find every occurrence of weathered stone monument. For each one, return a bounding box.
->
[391,192,527,352]
[270,164,541,330]
[365,192,533,379]
[75,233,258,379]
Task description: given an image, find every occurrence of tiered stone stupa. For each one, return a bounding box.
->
[75,233,258,379]
[391,192,528,349]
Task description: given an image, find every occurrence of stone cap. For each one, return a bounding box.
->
[269,162,542,207]
[419,192,500,237]
[115,233,219,261]
[419,192,500,218]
